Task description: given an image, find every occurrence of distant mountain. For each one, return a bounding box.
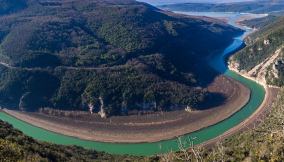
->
[0,0,241,116]
[240,15,278,29]
[137,0,256,6]
[159,0,284,14]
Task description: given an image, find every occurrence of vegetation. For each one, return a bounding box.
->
[266,48,284,86]
[157,88,284,161]
[0,0,242,116]
[160,1,284,14]
[0,0,26,15]
[233,16,284,69]
[240,15,278,29]
[0,120,154,162]
[1,87,284,161]
[0,1,284,162]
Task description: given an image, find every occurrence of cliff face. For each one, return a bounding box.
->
[232,17,284,87]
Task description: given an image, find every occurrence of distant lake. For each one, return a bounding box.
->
[172,11,268,29]
[137,0,256,6]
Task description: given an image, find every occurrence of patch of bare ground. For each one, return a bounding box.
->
[229,47,283,88]
[3,75,251,143]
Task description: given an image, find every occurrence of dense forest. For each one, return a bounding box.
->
[1,88,284,161]
[233,16,284,70]
[1,1,284,162]
[0,0,242,116]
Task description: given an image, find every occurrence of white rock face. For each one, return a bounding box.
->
[98,97,106,118]
[88,103,94,114]
[185,106,192,112]
[264,39,270,45]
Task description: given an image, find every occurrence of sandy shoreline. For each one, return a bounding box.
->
[2,75,251,143]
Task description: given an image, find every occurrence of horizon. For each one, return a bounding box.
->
[137,0,256,5]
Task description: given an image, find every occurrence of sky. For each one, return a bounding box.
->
[137,0,256,5]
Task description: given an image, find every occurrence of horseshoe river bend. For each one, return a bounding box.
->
[0,11,267,156]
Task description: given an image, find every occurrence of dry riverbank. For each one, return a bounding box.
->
[201,65,280,147]
[207,86,279,146]
[3,75,251,143]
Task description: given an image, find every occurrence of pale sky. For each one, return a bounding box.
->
[137,0,256,5]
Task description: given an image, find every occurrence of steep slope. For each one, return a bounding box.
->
[0,120,150,161]
[0,0,27,15]
[231,17,284,86]
[240,15,278,29]
[0,87,282,161]
[0,0,242,116]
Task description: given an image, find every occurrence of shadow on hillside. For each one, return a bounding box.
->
[195,92,227,110]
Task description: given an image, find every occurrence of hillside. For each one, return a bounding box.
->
[0,87,282,161]
[0,119,152,162]
[240,15,278,29]
[5,89,284,160]
[155,88,282,161]
[0,0,242,116]
[231,17,284,86]
[160,0,284,14]
[0,0,27,15]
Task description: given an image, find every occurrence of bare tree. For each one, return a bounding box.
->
[159,136,203,162]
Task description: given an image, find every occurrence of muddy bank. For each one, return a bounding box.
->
[3,75,251,143]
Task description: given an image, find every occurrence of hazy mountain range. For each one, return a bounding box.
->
[137,0,256,5]
[158,0,284,14]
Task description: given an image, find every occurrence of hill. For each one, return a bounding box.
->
[240,15,278,29]
[0,0,242,116]
[0,119,152,162]
[0,87,282,161]
[0,73,282,161]
[0,0,27,15]
[231,16,284,86]
[160,0,284,14]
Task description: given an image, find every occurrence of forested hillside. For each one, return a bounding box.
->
[157,88,283,161]
[232,17,284,86]
[0,87,283,161]
[0,0,242,116]
[0,119,153,162]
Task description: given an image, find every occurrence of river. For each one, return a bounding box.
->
[0,12,266,156]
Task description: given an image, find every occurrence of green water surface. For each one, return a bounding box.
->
[0,70,265,156]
